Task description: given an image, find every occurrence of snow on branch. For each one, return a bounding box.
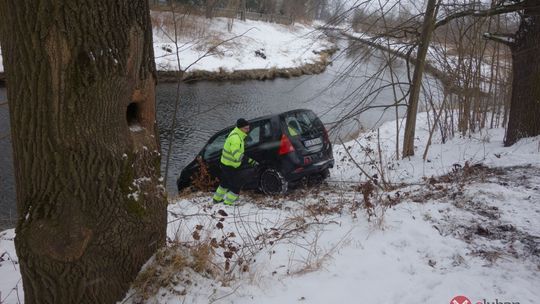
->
[482,32,516,46]
[435,1,528,28]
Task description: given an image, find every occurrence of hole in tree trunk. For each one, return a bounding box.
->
[127,102,143,132]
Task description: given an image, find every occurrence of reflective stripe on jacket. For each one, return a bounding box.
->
[220,127,247,168]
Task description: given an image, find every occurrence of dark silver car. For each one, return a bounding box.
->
[177,109,334,194]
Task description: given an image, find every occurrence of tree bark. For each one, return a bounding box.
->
[402,0,438,157]
[0,1,167,303]
[505,2,540,146]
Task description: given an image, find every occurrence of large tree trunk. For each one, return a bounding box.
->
[505,3,540,146]
[0,1,167,303]
[402,0,438,157]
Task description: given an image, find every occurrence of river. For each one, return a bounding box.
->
[0,40,441,229]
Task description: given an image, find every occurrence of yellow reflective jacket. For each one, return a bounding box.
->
[220,127,247,168]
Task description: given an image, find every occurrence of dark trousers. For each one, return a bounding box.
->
[219,164,243,194]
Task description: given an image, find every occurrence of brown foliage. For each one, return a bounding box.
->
[359,181,375,220]
[190,157,219,191]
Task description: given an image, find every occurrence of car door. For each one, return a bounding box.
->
[201,129,231,179]
[243,119,274,188]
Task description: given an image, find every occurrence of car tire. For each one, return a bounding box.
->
[177,177,187,192]
[320,168,330,179]
[259,168,288,195]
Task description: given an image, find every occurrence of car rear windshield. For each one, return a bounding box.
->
[283,111,324,137]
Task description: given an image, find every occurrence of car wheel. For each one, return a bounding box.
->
[177,177,188,192]
[320,168,330,179]
[259,168,288,195]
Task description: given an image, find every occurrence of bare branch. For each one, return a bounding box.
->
[182,28,255,73]
[435,2,530,29]
[338,138,386,191]
[483,32,515,46]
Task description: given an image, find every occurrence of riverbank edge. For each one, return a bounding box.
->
[158,47,338,83]
[0,48,338,87]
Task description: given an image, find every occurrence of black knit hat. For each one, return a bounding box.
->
[236,118,249,128]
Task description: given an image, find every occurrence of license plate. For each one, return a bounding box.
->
[304,137,322,147]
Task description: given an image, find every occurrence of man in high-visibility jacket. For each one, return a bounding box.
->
[212,118,259,206]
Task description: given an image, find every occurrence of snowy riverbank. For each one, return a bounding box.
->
[1,114,538,304]
[152,14,335,79]
[0,15,336,83]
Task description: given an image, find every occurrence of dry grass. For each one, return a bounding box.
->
[151,7,208,40]
[130,238,226,301]
[131,245,189,301]
[193,36,231,57]
[134,179,402,301]
[304,200,343,217]
[358,181,375,220]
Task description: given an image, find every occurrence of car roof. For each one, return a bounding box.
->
[247,108,313,123]
[212,109,314,136]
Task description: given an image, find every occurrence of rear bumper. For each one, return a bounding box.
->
[286,158,334,181]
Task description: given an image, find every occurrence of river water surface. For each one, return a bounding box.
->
[0,41,441,229]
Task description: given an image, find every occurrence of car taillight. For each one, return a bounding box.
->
[278,134,295,155]
[323,127,330,143]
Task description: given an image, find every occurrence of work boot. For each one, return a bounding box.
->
[223,191,239,206]
[212,186,228,204]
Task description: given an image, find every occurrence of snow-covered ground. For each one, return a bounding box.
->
[152,14,334,73]
[1,114,538,304]
[333,112,540,183]
[0,14,333,74]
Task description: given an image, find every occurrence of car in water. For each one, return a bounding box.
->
[176,109,334,194]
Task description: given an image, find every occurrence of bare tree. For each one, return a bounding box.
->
[240,0,247,21]
[226,0,241,31]
[434,0,540,146]
[205,0,222,18]
[402,0,439,157]
[502,0,540,145]
[341,0,538,157]
[0,0,167,303]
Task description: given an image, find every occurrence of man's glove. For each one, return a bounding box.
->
[248,158,259,167]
